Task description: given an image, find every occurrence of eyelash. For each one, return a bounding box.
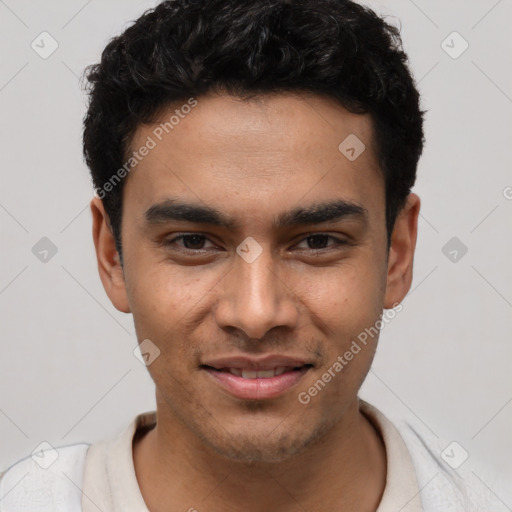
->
[163,233,348,254]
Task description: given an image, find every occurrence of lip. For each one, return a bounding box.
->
[202,355,311,371]
[201,354,313,400]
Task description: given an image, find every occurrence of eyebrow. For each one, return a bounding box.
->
[143,197,368,230]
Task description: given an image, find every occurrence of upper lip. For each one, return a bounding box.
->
[201,355,313,371]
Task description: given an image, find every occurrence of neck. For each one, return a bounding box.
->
[133,397,386,512]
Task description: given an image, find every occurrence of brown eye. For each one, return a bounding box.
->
[295,234,347,251]
[165,234,216,251]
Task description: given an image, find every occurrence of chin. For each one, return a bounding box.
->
[197,416,334,464]
[207,433,305,463]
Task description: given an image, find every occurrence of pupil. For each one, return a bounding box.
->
[184,235,205,249]
[308,235,328,249]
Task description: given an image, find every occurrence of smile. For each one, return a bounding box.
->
[201,358,313,400]
[208,366,306,379]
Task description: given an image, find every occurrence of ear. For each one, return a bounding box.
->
[90,197,131,313]
[383,193,420,308]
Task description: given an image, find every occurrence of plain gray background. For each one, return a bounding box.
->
[1,0,511,487]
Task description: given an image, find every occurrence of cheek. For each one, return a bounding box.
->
[297,266,385,407]
[298,260,386,336]
[125,262,204,339]
[126,268,209,388]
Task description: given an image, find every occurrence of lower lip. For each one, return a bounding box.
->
[203,367,310,400]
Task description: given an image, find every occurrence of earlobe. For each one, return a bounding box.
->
[383,193,420,309]
[90,197,131,313]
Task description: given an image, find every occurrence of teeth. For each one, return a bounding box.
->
[226,367,293,379]
[256,370,275,378]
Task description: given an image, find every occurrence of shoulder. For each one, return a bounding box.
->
[0,442,90,512]
[392,417,512,512]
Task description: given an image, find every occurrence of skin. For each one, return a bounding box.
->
[91,91,420,512]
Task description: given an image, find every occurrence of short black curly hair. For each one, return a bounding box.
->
[83,0,425,260]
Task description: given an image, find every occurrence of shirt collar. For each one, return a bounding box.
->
[82,401,423,512]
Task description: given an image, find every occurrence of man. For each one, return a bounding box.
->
[0,0,509,510]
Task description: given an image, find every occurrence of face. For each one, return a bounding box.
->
[92,91,419,463]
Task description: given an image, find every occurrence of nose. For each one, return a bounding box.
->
[214,243,300,340]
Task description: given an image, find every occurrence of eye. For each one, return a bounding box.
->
[163,232,348,255]
[165,233,217,252]
[294,234,348,251]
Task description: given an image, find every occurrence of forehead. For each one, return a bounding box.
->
[123,92,384,229]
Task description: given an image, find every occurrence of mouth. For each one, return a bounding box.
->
[203,365,312,379]
[200,358,314,400]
